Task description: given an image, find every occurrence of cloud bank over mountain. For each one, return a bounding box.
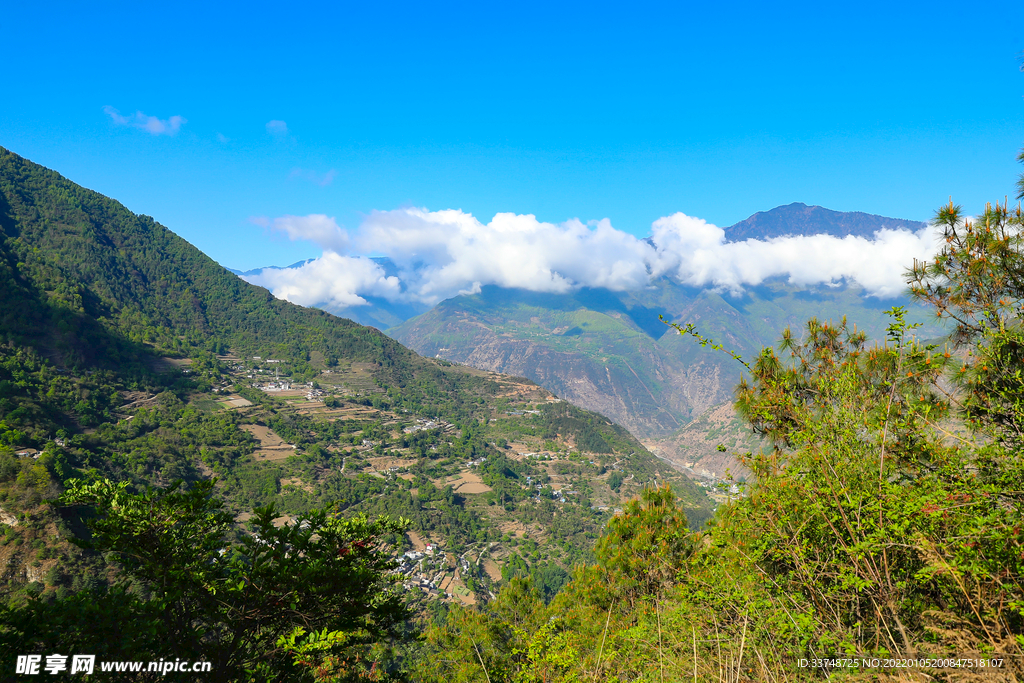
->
[649,213,938,297]
[241,207,942,311]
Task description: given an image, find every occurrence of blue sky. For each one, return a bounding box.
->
[3,1,1023,272]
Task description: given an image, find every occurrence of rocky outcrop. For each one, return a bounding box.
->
[0,506,18,526]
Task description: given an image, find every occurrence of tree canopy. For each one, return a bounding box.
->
[1,479,410,681]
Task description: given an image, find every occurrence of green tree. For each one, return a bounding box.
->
[414,577,552,683]
[593,484,693,605]
[909,198,1024,444]
[0,479,411,681]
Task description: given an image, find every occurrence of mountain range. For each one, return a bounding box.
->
[389,278,943,477]
[232,203,939,480]
[0,146,712,610]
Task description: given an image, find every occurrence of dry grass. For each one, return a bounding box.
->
[241,424,295,461]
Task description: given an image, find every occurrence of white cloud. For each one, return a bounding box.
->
[649,213,941,298]
[346,210,650,304]
[290,167,336,186]
[244,207,942,311]
[266,120,288,136]
[216,132,229,143]
[251,214,350,254]
[242,254,401,309]
[104,106,186,135]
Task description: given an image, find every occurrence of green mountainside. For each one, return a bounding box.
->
[389,279,944,479]
[0,147,712,614]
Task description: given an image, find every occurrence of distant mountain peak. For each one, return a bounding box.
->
[226,259,317,277]
[725,203,927,241]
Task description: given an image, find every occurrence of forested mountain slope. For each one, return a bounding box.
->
[0,147,416,371]
[0,147,712,624]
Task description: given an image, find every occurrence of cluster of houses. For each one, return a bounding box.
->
[243,358,284,380]
[694,480,739,494]
[403,418,452,435]
[522,475,577,503]
[397,544,453,598]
